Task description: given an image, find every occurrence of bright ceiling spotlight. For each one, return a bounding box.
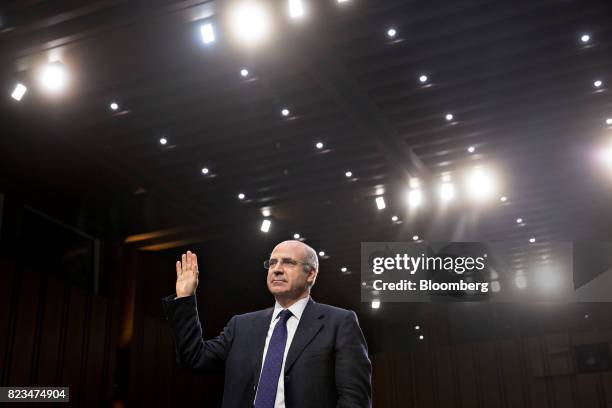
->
[412,235,419,241]
[467,146,475,153]
[38,62,68,93]
[529,237,536,243]
[341,266,347,273]
[414,325,420,330]
[11,83,27,101]
[580,34,591,43]
[466,166,497,202]
[445,113,454,121]
[159,137,168,145]
[599,144,612,166]
[391,215,398,222]
[240,68,249,77]
[375,196,386,210]
[338,0,350,3]
[281,108,290,117]
[606,118,612,126]
[418,335,424,340]
[516,218,523,224]
[262,209,271,217]
[238,193,246,200]
[200,22,215,44]
[316,142,324,149]
[288,0,304,18]
[408,189,422,207]
[515,273,527,289]
[318,250,325,256]
[110,102,119,111]
[293,233,300,239]
[440,182,455,202]
[371,300,380,309]
[386,28,397,38]
[594,80,603,88]
[419,74,428,83]
[201,167,209,174]
[260,219,271,232]
[229,1,272,45]
[345,171,353,178]
[500,196,507,202]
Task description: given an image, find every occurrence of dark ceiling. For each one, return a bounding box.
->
[1,0,612,313]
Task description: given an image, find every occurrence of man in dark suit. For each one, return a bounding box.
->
[162,240,372,408]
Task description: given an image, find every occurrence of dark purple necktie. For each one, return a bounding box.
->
[255,309,293,408]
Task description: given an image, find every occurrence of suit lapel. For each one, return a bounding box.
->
[284,299,325,375]
[248,307,274,385]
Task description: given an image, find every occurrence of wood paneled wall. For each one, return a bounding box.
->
[0,262,115,407]
[372,333,612,408]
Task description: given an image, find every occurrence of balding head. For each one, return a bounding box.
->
[272,240,318,271]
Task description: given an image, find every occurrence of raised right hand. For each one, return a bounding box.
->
[176,250,199,298]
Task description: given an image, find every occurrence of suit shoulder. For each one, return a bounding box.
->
[234,307,273,320]
[314,302,355,317]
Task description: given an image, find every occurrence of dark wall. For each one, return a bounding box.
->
[0,262,116,407]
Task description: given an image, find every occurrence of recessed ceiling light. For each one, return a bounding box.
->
[440,182,455,202]
[110,102,119,111]
[288,0,304,18]
[445,113,454,121]
[386,28,397,38]
[412,235,419,241]
[11,83,27,101]
[516,218,523,224]
[408,189,422,207]
[39,62,68,93]
[201,167,209,174]
[580,34,591,43]
[606,118,612,125]
[293,233,300,239]
[419,335,424,340]
[529,237,536,243]
[315,142,324,149]
[260,219,271,232]
[467,146,475,153]
[281,108,290,116]
[229,2,271,44]
[391,215,398,222]
[338,0,350,3]
[371,300,380,309]
[345,171,352,178]
[262,209,271,217]
[318,251,325,256]
[375,196,386,210]
[419,74,428,83]
[500,196,507,202]
[159,137,168,145]
[238,193,245,200]
[341,267,347,272]
[414,325,420,330]
[466,166,497,202]
[240,68,249,77]
[201,22,215,44]
[594,80,603,88]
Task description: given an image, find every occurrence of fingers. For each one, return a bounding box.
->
[192,253,198,276]
[176,261,182,277]
[181,253,187,274]
[178,251,198,277]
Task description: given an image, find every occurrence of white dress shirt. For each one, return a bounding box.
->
[256,296,309,408]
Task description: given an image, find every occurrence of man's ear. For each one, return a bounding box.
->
[307,269,317,285]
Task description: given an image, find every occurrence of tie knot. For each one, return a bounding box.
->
[278,309,292,323]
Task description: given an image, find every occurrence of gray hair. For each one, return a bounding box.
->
[302,243,319,272]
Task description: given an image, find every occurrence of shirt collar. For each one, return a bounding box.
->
[272,296,310,322]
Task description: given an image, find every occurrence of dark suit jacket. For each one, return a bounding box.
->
[162,295,372,408]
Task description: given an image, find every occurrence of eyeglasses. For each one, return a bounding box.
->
[264,257,312,270]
